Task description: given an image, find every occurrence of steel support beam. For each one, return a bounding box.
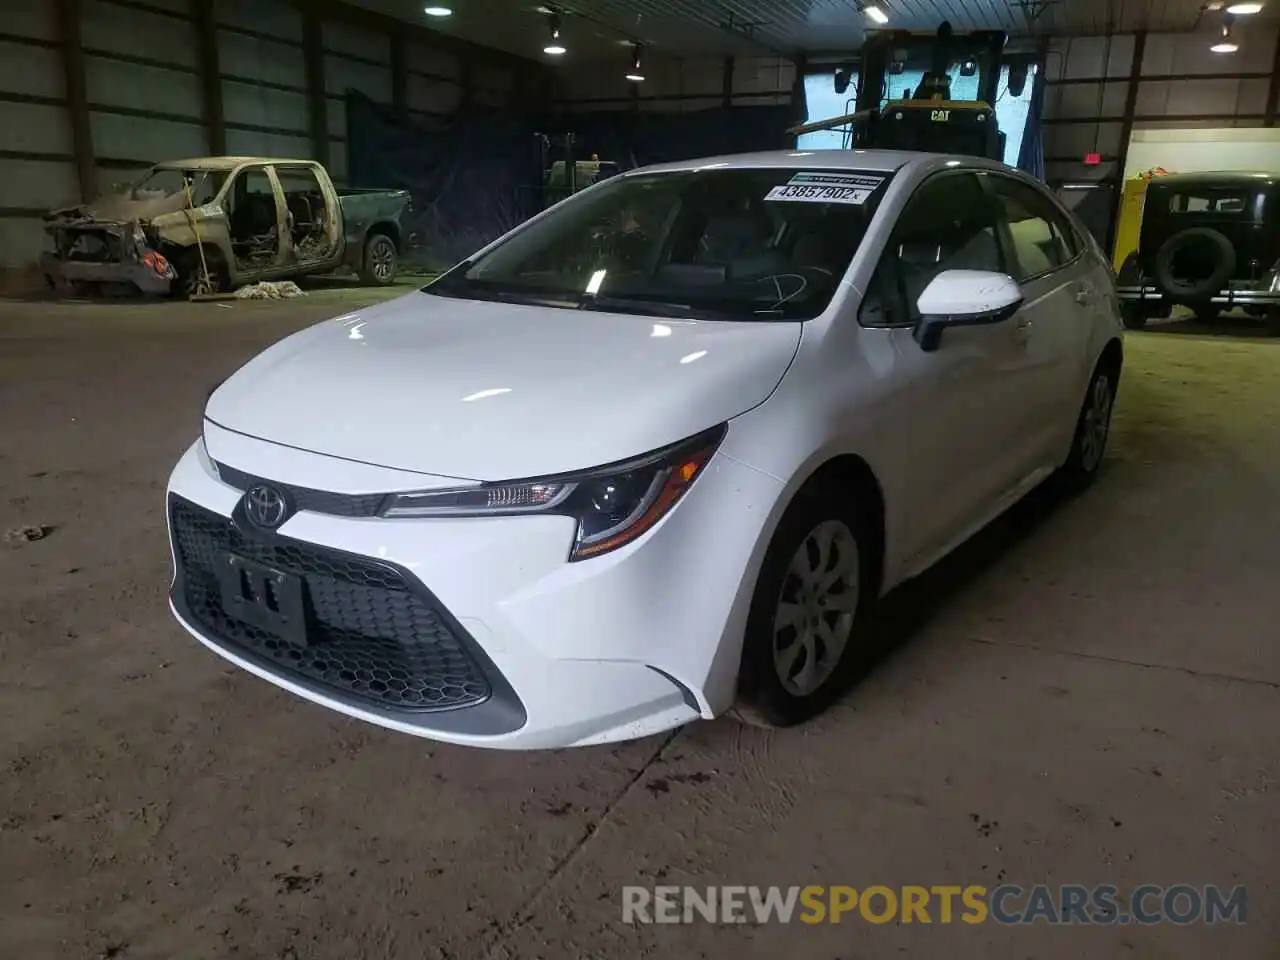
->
[55,0,95,202]
[302,12,329,167]
[194,0,226,155]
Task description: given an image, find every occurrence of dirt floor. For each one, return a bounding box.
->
[1,287,1277,960]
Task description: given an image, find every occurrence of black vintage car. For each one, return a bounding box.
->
[1116,172,1280,329]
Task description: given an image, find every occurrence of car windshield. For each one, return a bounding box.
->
[128,168,227,206]
[427,167,894,321]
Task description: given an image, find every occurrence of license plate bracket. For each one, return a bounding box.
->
[218,554,308,647]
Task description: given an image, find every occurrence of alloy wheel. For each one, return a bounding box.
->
[371,239,395,281]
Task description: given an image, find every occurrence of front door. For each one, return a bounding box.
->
[859,170,1028,565]
[224,167,284,277]
[984,172,1095,478]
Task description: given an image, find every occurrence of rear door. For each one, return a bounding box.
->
[275,165,340,267]
[983,172,1094,478]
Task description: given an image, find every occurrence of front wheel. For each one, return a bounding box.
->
[170,247,225,298]
[732,497,873,728]
[359,233,398,286]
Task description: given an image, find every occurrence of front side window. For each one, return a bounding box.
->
[989,176,1076,282]
[429,168,894,321]
[860,172,1003,327]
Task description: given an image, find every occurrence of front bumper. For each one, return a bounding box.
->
[40,251,174,295]
[166,426,785,749]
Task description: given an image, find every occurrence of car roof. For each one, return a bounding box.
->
[155,157,316,171]
[1149,171,1279,187]
[631,149,1008,176]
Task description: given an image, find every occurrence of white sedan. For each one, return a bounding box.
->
[167,150,1123,749]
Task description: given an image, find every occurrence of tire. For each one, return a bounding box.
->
[1059,356,1119,487]
[731,494,875,728]
[1120,302,1147,330]
[1153,228,1235,300]
[359,233,398,286]
[170,246,225,298]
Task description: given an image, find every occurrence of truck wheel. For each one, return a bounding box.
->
[171,247,225,298]
[360,234,398,286]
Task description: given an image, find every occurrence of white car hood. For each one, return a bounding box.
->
[205,291,801,481]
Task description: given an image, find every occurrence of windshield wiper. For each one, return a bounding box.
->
[429,275,577,309]
[579,294,723,319]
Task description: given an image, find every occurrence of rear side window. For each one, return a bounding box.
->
[989,176,1078,282]
[1169,192,1248,214]
[860,172,1003,327]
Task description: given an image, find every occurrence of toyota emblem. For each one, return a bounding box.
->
[244,484,289,529]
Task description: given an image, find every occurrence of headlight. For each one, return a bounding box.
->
[380,424,726,561]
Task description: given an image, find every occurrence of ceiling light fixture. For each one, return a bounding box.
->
[423,5,453,16]
[544,12,566,55]
[863,5,890,24]
[625,43,644,82]
[1226,2,1264,13]
[1211,17,1239,52]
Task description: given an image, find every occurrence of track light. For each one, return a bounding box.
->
[544,13,566,55]
[423,5,452,16]
[1226,2,1263,13]
[625,43,644,82]
[863,5,889,23]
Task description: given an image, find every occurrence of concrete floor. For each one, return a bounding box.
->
[1,286,1277,959]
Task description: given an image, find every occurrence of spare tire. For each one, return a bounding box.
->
[1153,227,1235,300]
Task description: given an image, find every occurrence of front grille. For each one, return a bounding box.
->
[170,496,490,711]
[213,461,386,518]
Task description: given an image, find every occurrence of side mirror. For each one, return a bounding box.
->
[913,269,1023,352]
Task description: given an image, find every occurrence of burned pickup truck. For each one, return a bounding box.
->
[41,157,411,296]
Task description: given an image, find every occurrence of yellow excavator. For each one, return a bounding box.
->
[790,22,1016,161]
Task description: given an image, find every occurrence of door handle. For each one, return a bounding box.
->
[1012,316,1032,341]
[1074,288,1092,305]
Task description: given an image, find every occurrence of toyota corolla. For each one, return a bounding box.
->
[167,150,1123,749]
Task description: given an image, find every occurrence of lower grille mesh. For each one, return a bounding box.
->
[170,497,490,711]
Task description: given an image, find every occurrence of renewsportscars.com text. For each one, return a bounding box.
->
[621,884,1247,926]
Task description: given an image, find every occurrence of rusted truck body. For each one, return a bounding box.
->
[41,157,411,296]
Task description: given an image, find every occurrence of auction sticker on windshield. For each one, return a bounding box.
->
[765,172,885,205]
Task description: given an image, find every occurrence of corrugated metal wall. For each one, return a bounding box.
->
[0,0,529,270]
[1043,26,1280,184]
[0,1,75,270]
[554,54,794,114]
